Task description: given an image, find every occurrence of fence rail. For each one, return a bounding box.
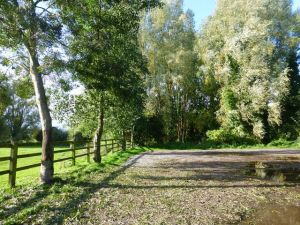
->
[0,139,131,188]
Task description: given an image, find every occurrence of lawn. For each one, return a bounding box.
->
[0,141,122,188]
[0,147,146,224]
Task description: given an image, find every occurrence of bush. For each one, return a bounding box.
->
[267,138,294,147]
[206,129,257,145]
[134,116,164,145]
[35,127,68,142]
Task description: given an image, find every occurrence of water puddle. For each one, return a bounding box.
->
[242,205,300,225]
[242,162,300,183]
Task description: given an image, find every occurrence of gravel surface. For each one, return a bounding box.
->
[68,149,300,225]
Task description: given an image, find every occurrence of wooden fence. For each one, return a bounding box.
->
[0,139,132,188]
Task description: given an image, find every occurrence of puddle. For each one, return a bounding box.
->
[242,162,300,183]
[242,205,300,225]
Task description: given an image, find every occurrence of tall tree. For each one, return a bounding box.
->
[140,0,201,142]
[279,7,300,139]
[59,0,161,162]
[0,0,61,183]
[198,0,294,143]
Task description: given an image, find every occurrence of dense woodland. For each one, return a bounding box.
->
[0,0,299,183]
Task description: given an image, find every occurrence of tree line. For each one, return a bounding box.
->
[0,0,299,184]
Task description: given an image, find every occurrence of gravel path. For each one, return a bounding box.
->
[69,149,300,225]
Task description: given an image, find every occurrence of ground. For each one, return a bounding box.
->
[1,148,300,224]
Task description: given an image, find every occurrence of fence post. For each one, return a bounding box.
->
[9,144,18,188]
[86,142,90,163]
[111,139,114,153]
[71,141,76,166]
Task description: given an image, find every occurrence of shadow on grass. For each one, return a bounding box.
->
[43,151,147,224]
[0,147,147,224]
[1,147,299,224]
[43,151,299,224]
[0,185,52,220]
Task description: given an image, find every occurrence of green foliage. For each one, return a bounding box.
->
[267,138,295,147]
[0,0,299,149]
[0,80,39,142]
[0,75,11,114]
[198,0,296,141]
[140,0,203,142]
[0,0,62,49]
[14,77,35,99]
[206,129,257,145]
[61,0,160,97]
[134,116,164,145]
[53,0,161,145]
[221,88,238,110]
[35,127,68,142]
[279,50,300,139]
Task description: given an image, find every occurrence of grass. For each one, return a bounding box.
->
[0,145,92,188]
[149,139,300,150]
[0,146,147,224]
[1,139,298,187]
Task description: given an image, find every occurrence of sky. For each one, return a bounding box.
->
[183,0,300,30]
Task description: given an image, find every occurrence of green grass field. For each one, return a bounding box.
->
[0,147,147,224]
[1,139,299,188]
[0,142,121,188]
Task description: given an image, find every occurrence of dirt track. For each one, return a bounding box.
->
[69,149,300,225]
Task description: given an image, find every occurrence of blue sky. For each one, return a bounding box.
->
[183,0,300,30]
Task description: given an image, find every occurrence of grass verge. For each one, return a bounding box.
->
[0,147,147,225]
[149,139,300,150]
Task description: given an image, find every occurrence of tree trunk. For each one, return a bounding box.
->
[93,106,104,163]
[28,49,54,184]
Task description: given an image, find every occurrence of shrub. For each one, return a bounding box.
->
[267,138,294,147]
[35,127,68,142]
[206,129,257,145]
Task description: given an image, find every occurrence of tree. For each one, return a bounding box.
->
[279,51,300,139]
[198,0,295,143]
[140,0,202,143]
[4,93,39,143]
[0,75,10,115]
[0,1,62,183]
[35,127,68,142]
[59,0,161,162]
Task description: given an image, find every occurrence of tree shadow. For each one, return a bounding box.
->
[42,152,147,224]
[43,151,300,224]
[2,149,300,224]
[0,149,147,223]
[0,185,52,220]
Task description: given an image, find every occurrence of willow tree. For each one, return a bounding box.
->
[59,0,161,162]
[198,0,295,143]
[0,0,61,183]
[140,0,200,142]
